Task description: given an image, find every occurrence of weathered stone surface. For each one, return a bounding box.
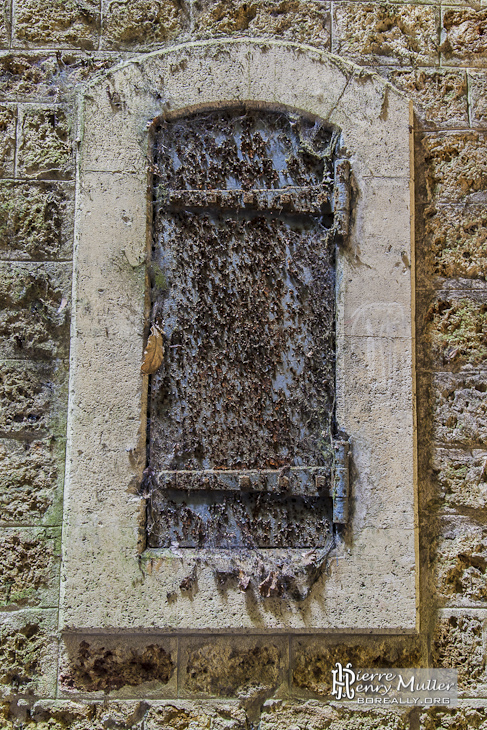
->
[433,447,487,511]
[0,528,59,608]
[0,53,115,101]
[420,132,487,205]
[13,0,100,49]
[433,372,487,446]
[0,182,74,260]
[0,610,57,697]
[193,0,331,46]
[433,614,485,690]
[60,635,176,695]
[0,361,68,438]
[0,1,9,48]
[17,107,73,180]
[386,69,467,129]
[333,3,438,66]
[145,702,248,730]
[102,0,189,48]
[291,637,422,697]
[0,263,71,359]
[424,296,487,368]
[419,203,487,280]
[469,72,487,129]
[420,707,487,730]
[441,8,487,67]
[180,636,286,697]
[0,106,16,178]
[260,700,409,730]
[435,517,487,603]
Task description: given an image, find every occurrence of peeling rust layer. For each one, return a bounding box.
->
[148,108,338,550]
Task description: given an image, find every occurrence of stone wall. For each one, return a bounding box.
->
[0,1,486,728]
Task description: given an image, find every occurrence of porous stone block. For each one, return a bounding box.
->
[0,106,16,178]
[0,182,74,260]
[386,69,468,129]
[469,71,487,128]
[0,5,8,48]
[17,107,73,180]
[192,0,331,46]
[433,613,487,692]
[435,516,487,604]
[59,634,177,698]
[0,262,71,359]
[332,3,439,66]
[0,527,60,609]
[145,702,248,730]
[433,372,487,447]
[418,203,487,281]
[102,0,189,48]
[433,447,487,511]
[420,707,487,730]
[0,609,58,698]
[0,437,64,524]
[259,700,409,730]
[13,0,100,49]
[0,360,68,438]
[421,293,487,369]
[420,132,487,205]
[441,8,487,67]
[0,53,115,101]
[179,635,288,698]
[291,636,423,698]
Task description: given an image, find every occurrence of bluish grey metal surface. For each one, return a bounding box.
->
[147,108,341,549]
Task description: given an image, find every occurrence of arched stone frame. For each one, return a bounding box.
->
[61,40,417,631]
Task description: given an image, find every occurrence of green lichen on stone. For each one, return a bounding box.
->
[427,298,487,366]
[0,106,16,177]
[18,109,73,180]
[14,0,99,48]
[0,530,56,608]
[434,448,487,511]
[0,183,74,260]
[0,622,45,692]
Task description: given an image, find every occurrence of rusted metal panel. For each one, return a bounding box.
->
[146,109,342,549]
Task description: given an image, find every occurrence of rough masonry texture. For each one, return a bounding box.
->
[0,1,485,729]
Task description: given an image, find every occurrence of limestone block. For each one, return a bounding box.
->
[433,613,487,693]
[420,132,487,205]
[419,292,487,369]
[417,203,487,281]
[0,262,71,359]
[0,609,58,698]
[433,447,487,511]
[0,53,116,101]
[469,71,487,128]
[145,702,248,730]
[17,106,74,180]
[0,105,16,178]
[259,700,409,730]
[291,636,422,697]
[420,707,487,730]
[0,527,60,609]
[179,635,288,698]
[0,360,68,437]
[433,372,487,446]
[332,3,439,66]
[192,0,331,47]
[102,0,189,49]
[435,516,487,604]
[0,437,65,525]
[13,0,100,49]
[58,634,177,698]
[0,1,9,47]
[0,182,74,260]
[386,69,468,129]
[441,8,487,67]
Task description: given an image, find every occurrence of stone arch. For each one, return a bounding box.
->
[62,40,416,631]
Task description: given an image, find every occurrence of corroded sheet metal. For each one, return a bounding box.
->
[147,109,337,549]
